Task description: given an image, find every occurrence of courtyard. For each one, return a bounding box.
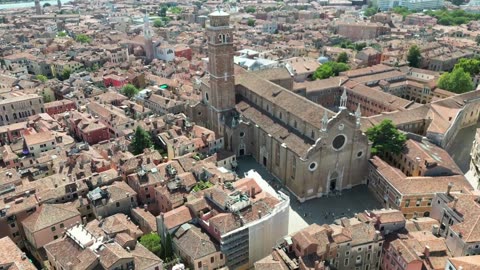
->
[235,156,382,234]
[448,123,479,173]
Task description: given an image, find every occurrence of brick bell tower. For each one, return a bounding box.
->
[205,10,236,136]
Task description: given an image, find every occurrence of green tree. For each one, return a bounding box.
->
[336,52,349,63]
[139,233,162,257]
[313,64,333,80]
[391,6,412,17]
[407,45,421,68]
[36,74,48,83]
[75,34,92,43]
[454,58,480,76]
[163,232,174,260]
[168,6,182,14]
[91,63,100,72]
[437,67,474,94]
[153,18,163,27]
[245,6,256,13]
[57,31,67,37]
[313,62,350,80]
[121,84,139,98]
[61,68,71,80]
[131,126,153,155]
[193,180,213,192]
[41,92,52,103]
[366,119,407,157]
[364,6,378,17]
[247,18,255,27]
[330,62,350,75]
[43,2,51,7]
[159,6,168,17]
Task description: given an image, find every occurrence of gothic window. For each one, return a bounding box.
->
[218,34,227,43]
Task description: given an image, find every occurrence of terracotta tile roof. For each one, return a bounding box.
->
[162,205,194,230]
[23,131,55,146]
[102,213,143,238]
[401,139,462,175]
[449,256,480,270]
[235,71,334,131]
[390,239,421,263]
[448,194,480,243]
[373,210,406,224]
[130,243,163,270]
[370,156,472,195]
[22,203,80,232]
[236,101,311,157]
[348,84,413,110]
[98,242,133,269]
[173,224,220,260]
[44,238,98,270]
[0,237,37,270]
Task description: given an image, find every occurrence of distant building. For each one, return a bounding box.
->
[68,111,111,145]
[44,100,76,116]
[0,94,45,126]
[44,222,163,270]
[405,14,438,27]
[336,22,390,41]
[86,181,137,219]
[173,224,226,270]
[367,138,473,218]
[23,131,58,157]
[0,237,37,270]
[431,191,480,257]
[266,215,384,270]
[22,203,81,251]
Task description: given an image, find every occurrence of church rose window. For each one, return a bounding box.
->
[332,135,346,150]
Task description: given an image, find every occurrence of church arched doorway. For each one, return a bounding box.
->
[329,171,339,192]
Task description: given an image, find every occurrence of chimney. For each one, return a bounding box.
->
[432,225,439,236]
[258,210,262,219]
[413,212,418,219]
[424,245,430,258]
[447,182,453,196]
[250,186,256,199]
[144,204,148,210]
[453,197,459,210]
[78,196,84,206]
[374,230,381,242]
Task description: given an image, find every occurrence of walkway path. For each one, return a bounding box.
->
[236,156,382,234]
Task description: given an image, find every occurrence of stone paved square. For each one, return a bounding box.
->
[235,156,382,234]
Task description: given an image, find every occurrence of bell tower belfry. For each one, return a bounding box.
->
[204,10,236,136]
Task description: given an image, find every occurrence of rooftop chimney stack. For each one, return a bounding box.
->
[447,182,453,196]
[424,245,430,258]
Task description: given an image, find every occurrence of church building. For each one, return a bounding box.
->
[188,11,372,202]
